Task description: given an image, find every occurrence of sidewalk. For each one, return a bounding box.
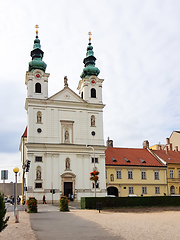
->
[30,204,121,240]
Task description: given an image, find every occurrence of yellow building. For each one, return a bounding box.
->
[152,149,180,195]
[105,146,167,197]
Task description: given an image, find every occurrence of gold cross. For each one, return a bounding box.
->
[35,24,39,34]
[88,31,92,41]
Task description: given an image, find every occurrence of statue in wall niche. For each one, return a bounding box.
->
[91,115,95,127]
[110,174,114,181]
[65,130,69,141]
[37,169,41,180]
[66,158,70,170]
[37,111,42,123]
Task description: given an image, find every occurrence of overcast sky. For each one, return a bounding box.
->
[0,0,180,182]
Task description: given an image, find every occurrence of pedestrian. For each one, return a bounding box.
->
[43,195,46,204]
[17,195,21,205]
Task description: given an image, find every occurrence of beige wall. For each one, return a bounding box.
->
[106,166,167,197]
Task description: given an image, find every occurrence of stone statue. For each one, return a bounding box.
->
[37,111,42,123]
[91,115,95,127]
[64,76,68,87]
[65,130,69,141]
[66,158,70,170]
[37,169,41,180]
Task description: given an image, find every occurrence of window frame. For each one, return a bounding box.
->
[142,187,147,194]
[170,170,174,179]
[35,156,43,162]
[141,171,146,180]
[128,170,133,179]
[92,157,98,163]
[116,170,121,179]
[155,187,160,194]
[154,171,159,180]
[129,187,134,194]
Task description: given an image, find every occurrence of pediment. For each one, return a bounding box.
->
[48,87,86,103]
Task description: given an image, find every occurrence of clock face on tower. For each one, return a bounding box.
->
[35,73,41,79]
[90,79,96,85]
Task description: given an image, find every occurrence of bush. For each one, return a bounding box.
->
[60,196,69,212]
[81,196,180,209]
[0,192,9,232]
[27,197,37,213]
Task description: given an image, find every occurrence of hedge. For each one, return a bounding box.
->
[81,196,180,209]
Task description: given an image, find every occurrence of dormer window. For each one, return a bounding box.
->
[91,88,96,98]
[124,158,130,162]
[140,159,146,163]
[35,82,41,93]
[112,157,117,162]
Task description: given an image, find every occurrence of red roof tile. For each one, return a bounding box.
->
[105,147,164,167]
[152,150,180,164]
[22,127,27,137]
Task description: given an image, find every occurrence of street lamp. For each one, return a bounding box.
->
[86,145,96,197]
[13,167,19,223]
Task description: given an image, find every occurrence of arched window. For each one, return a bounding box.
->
[37,111,42,123]
[36,166,41,180]
[91,88,96,98]
[35,83,41,93]
[91,115,95,127]
[170,185,175,194]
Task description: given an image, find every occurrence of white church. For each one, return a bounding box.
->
[20,28,107,202]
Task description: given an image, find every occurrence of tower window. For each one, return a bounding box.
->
[91,88,96,98]
[35,82,41,93]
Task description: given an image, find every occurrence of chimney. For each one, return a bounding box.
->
[166,138,170,145]
[169,143,172,151]
[143,140,149,149]
[166,145,169,155]
[106,137,113,147]
[158,144,162,150]
[175,146,178,152]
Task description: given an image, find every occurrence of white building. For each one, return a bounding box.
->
[20,30,106,202]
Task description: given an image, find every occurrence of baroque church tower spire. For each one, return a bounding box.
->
[78,32,104,104]
[25,25,50,99]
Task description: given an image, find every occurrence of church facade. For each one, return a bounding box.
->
[20,29,106,202]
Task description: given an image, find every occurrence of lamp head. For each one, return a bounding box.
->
[13,167,19,173]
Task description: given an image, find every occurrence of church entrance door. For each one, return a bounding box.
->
[64,182,72,199]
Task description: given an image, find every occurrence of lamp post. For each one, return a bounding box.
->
[86,145,96,197]
[13,167,19,223]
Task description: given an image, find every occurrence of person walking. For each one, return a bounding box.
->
[43,195,46,204]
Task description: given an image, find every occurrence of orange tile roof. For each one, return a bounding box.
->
[105,147,164,167]
[152,150,180,164]
[22,127,27,137]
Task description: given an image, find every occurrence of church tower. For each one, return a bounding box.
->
[77,32,103,104]
[25,25,50,99]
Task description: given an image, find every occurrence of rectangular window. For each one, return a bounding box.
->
[142,187,147,194]
[35,156,42,162]
[92,158,98,163]
[170,170,174,179]
[154,171,159,180]
[116,170,121,179]
[128,170,133,179]
[129,187,134,194]
[92,182,99,188]
[105,170,107,179]
[155,187,160,194]
[179,170,180,179]
[141,171,146,180]
[35,183,42,188]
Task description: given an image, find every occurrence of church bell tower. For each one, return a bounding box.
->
[77,32,104,104]
[25,25,50,99]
